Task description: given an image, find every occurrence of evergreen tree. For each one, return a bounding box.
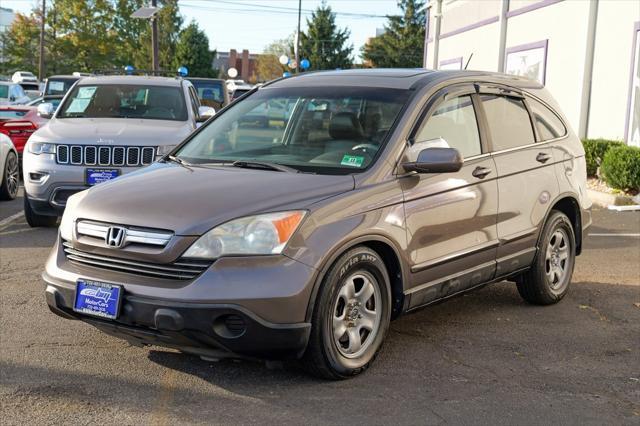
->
[174,21,216,77]
[361,0,426,68]
[299,3,352,71]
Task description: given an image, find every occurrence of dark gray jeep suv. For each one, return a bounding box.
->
[43,69,591,379]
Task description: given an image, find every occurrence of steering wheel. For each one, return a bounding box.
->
[351,144,378,153]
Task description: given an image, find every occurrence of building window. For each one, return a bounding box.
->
[505,40,548,84]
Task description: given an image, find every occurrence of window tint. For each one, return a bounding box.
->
[527,97,566,141]
[416,95,482,158]
[481,95,535,151]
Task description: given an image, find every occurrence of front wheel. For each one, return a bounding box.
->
[0,151,19,200]
[517,211,576,305]
[302,246,391,379]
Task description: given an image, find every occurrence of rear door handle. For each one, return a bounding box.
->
[536,152,551,163]
[472,166,492,179]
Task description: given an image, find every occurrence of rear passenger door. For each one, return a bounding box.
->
[478,86,560,277]
[402,85,499,308]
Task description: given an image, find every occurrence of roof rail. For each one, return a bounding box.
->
[92,69,183,78]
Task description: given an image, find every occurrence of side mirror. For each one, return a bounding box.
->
[402,146,463,174]
[196,106,215,123]
[9,96,15,102]
[37,102,55,119]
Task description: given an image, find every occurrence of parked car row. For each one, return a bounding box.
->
[16,68,591,380]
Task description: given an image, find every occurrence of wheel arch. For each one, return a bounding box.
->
[304,234,407,323]
[542,194,583,255]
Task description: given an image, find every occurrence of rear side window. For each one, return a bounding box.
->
[527,97,566,141]
[416,95,482,158]
[481,95,535,151]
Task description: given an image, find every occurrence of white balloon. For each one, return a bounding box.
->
[227,67,238,78]
[279,55,289,65]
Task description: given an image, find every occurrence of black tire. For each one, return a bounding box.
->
[302,246,392,379]
[23,194,58,227]
[517,211,576,305]
[0,151,19,201]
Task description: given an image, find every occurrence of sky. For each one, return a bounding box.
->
[2,0,402,58]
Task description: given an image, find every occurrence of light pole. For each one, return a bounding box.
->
[295,0,301,73]
[38,0,46,80]
[132,4,160,72]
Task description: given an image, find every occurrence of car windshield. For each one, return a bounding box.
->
[45,79,77,95]
[57,84,187,120]
[190,80,225,105]
[176,86,409,174]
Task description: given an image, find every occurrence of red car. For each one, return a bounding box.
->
[0,106,47,155]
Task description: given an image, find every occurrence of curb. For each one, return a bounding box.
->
[586,189,637,208]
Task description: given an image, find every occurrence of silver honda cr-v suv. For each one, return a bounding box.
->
[23,75,214,226]
[43,69,591,379]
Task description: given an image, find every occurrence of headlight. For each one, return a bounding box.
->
[182,211,306,259]
[28,142,56,155]
[156,144,176,156]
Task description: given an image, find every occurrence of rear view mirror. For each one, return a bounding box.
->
[37,102,55,119]
[196,106,216,123]
[402,147,463,174]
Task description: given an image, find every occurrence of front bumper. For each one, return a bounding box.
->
[43,237,317,360]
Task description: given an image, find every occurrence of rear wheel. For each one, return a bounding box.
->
[302,246,391,379]
[0,151,19,200]
[517,211,576,305]
[23,194,58,227]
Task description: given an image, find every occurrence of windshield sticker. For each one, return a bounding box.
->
[77,86,97,99]
[341,155,364,168]
[66,98,90,113]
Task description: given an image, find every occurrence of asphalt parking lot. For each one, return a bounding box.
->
[1,190,639,425]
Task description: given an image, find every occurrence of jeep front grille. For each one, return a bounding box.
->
[62,241,211,280]
[56,145,156,167]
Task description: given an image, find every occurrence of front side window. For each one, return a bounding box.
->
[191,80,225,105]
[57,84,187,121]
[416,95,482,159]
[176,86,409,174]
[481,95,535,151]
[527,97,566,141]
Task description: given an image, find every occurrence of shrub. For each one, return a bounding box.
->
[582,139,624,177]
[600,145,640,192]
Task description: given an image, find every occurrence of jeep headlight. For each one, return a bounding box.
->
[28,142,56,155]
[156,144,176,157]
[182,211,306,260]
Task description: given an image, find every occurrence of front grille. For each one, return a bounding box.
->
[56,145,156,167]
[76,220,173,248]
[62,241,212,280]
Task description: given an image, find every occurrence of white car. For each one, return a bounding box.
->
[0,82,31,105]
[12,71,38,84]
[0,133,19,200]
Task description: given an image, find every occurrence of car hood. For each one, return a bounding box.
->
[72,162,355,235]
[32,117,193,145]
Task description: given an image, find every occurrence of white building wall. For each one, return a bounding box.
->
[589,0,640,140]
[506,1,591,136]
[438,23,501,71]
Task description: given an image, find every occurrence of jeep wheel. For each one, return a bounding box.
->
[24,194,58,227]
[517,211,576,305]
[303,246,391,379]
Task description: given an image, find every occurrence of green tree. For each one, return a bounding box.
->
[0,13,41,74]
[174,21,216,77]
[112,0,147,69]
[361,0,426,68]
[299,3,352,71]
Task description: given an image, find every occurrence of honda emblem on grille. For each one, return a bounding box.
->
[105,226,126,248]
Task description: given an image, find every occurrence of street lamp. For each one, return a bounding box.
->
[132,4,160,72]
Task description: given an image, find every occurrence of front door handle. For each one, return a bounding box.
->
[536,152,551,163]
[472,166,492,179]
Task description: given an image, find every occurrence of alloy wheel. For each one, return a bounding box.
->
[545,228,570,290]
[5,154,19,198]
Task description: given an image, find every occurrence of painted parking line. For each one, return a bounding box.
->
[0,212,24,230]
[589,233,640,237]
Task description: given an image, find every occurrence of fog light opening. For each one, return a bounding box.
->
[213,314,247,339]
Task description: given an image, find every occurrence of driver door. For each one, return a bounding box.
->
[401,84,499,309]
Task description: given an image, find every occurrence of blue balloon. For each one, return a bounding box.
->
[177,66,188,77]
[300,59,310,70]
[124,65,134,75]
[283,72,292,78]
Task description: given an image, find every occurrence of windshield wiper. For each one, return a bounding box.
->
[165,154,192,168]
[231,160,299,173]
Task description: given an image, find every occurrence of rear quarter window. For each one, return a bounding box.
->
[527,97,567,141]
